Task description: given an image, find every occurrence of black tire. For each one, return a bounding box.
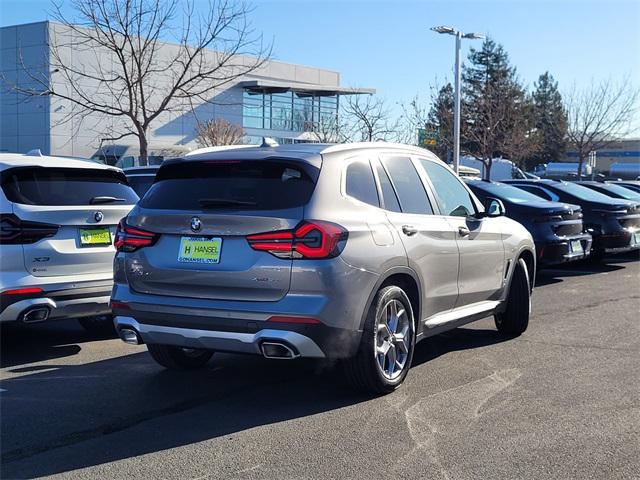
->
[588,248,606,263]
[494,257,531,336]
[147,343,213,370]
[78,315,116,336]
[344,285,416,394]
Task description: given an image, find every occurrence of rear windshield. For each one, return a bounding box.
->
[141,160,318,211]
[470,182,548,204]
[1,167,139,206]
[554,182,618,202]
[126,175,156,197]
[594,184,640,201]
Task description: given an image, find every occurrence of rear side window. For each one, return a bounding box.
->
[345,161,379,207]
[381,156,433,215]
[141,160,317,210]
[375,163,401,212]
[1,167,138,206]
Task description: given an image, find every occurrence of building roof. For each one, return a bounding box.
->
[239,79,375,96]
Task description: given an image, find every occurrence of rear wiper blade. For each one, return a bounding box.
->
[198,198,257,208]
[90,196,126,204]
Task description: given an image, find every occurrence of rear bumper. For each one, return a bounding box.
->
[536,233,593,266]
[594,228,640,252]
[110,286,364,359]
[114,316,333,358]
[0,281,113,323]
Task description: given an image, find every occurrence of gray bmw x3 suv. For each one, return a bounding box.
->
[112,142,535,393]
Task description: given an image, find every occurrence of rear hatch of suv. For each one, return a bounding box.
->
[2,166,138,277]
[123,158,319,302]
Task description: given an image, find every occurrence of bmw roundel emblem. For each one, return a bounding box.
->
[94,211,104,222]
[190,216,202,232]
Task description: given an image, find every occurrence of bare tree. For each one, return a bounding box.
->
[3,0,269,163]
[566,78,639,178]
[195,118,244,146]
[394,94,431,145]
[342,95,397,142]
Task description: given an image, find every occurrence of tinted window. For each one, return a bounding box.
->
[375,163,401,212]
[1,167,138,206]
[345,161,379,207]
[141,160,317,211]
[515,185,553,201]
[420,160,476,217]
[381,156,433,214]
[557,182,629,202]
[592,184,640,201]
[126,175,156,197]
[468,182,548,204]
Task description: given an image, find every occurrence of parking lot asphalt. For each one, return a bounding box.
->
[1,253,639,480]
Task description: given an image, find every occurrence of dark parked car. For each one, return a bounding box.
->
[465,180,591,266]
[575,181,640,202]
[504,179,640,259]
[123,166,160,197]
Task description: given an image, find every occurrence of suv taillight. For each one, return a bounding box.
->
[114,219,158,252]
[247,221,348,259]
[0,214,59,244]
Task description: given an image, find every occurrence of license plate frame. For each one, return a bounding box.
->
[178,237,222,264]
[570,239,583,254]
[632,231,640,246]
[79,227,112,247]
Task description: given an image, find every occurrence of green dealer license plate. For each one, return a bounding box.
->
[79,227,112,246]
[178,237,222,264]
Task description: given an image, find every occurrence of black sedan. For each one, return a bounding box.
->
[504,179,640,259]
[576,181,640,202]
[465,180,592,266]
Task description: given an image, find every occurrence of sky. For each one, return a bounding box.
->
[1,0,639,120]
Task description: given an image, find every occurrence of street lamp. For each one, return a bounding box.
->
[431,26,484,174]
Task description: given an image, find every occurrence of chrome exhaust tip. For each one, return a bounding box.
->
[22,307,50,323]
[119,328,142,345]
[260,341,298,359]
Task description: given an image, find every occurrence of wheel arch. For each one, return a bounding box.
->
[517,247,536,292]
[359,266,422,330]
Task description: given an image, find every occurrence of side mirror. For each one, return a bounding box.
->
[485,197,506,217]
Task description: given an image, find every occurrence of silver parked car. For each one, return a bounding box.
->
[112,142,535,392]
[0,152,138,332]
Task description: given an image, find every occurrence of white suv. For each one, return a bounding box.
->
[0,152,138,332]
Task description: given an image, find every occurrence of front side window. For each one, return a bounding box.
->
[420,159,476,217]
[345,160,379,207]
[381,156,433,215]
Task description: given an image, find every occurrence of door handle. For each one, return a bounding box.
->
[458,226,470,237]
[402,225,418,236]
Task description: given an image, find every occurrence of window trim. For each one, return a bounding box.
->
[377,153,437,216]
[415,156,483,218]
[341,155,381,208]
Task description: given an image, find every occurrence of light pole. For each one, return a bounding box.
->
[431,26,484,174]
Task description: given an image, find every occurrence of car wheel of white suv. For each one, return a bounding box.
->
[345,285,415,393]
[494,258,531,336]
[147,344,213,370]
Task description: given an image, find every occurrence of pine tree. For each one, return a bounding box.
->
[530,72,567,167]
[461,38,536,179]
[426,83,454,161]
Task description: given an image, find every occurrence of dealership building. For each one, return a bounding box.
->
[0,21,374,162]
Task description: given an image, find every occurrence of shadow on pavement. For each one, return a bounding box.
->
[0,320,117,368]
[0,325,505,478]
[535,251,636,287]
